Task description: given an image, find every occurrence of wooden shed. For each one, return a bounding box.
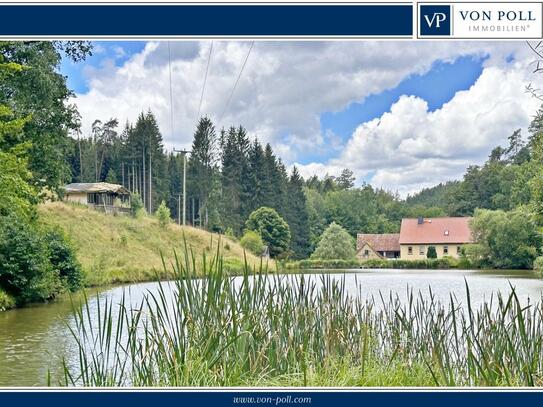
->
[64,182,130,214]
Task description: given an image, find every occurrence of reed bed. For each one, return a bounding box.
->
[61,245,543,387]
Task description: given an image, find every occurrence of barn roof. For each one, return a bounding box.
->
[399,217,472,244]
[64,182,129,195]
[357,233,400,252]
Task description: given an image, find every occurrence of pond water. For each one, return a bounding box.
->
[1,268,542,387]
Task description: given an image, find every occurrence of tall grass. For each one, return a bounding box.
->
[61,244,543,387]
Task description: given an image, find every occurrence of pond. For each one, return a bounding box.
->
[1,268,542,387]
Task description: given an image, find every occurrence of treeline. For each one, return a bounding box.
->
[1,41,92,308]
[67,111,469,260]
[407,109,543,219]
[69,112,441,259]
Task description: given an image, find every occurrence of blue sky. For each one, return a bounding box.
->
[61,41,146,93]
[310,56,485,164]
[63,41,537,195]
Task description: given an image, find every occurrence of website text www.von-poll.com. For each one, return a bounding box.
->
[232,395,312,405]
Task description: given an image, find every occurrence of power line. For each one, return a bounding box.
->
[196,41,214,123]
[168,41,174,139]
[218,41,254,127]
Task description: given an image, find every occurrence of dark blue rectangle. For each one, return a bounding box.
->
[0,4,412,37]
[1,391,543,407]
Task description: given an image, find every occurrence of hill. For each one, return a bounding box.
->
[405,181,459,210]
[39,202,268,286]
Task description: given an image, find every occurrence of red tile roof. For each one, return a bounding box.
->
[357,233,400,252]
[399,217,472,244]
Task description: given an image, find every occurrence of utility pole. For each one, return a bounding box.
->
[173,149,190,226]
[77,131,83,181]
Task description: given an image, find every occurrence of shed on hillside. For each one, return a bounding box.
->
[64,182,130,214]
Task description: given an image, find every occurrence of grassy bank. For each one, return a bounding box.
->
[284,257,468,270]
[38,202,266,286]
[62,248,543,387]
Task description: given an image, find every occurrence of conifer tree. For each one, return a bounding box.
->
[285,166,311,259]
[221,127,249,234]
[245,138,266,215]
[188,116,219,228]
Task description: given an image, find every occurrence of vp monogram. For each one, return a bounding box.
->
[419,4,451,36]
[424,12,448,28]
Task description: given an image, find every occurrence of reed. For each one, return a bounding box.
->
[61,243,543,387]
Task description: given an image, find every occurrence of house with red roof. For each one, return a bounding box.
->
[357,217,473,260]
[357,233,400,259]
[399,217,473,259]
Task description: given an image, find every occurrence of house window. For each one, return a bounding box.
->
[419,246,425,255]
[364,249,369,257]
[87,193,96,204]
[457,246,461,255]
[408,246,413,255]
[443,246,449,255]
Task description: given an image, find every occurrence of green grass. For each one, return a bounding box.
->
[38,202,267,286]
[60,244,543,387]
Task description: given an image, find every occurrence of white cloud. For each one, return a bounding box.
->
[298,60,541,196]
[72,40,543,195]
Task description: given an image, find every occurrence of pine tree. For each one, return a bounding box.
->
[244,138,266,216]
[284,166,311,259]
[188,116,219,228]
[221,127,249,234]
[337,168,355,189]
[125,111,168,213]
[262,143,288,215]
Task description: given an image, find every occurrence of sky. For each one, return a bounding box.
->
[60,40,543,197]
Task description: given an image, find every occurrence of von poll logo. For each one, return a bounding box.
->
[420,4,451,36]
[419,2,543,39]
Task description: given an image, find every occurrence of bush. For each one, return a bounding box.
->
[0,288,15,311]
[222,258,245,274]
[311,222,356,260]
[224,227,237,240]
[0,214,83,305]
[0,214,58,303]
[130,193,144,218]
[534,256,543,276]
[44,227,84,292]
[240,230,265,255]
[285,257,461,270]
[426,246,437,259]
[246,207,290,258]
[469,208,542,269]
[155,200,171,229]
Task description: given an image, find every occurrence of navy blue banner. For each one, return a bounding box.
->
[1,391,543,406]
[0,4,412,37]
